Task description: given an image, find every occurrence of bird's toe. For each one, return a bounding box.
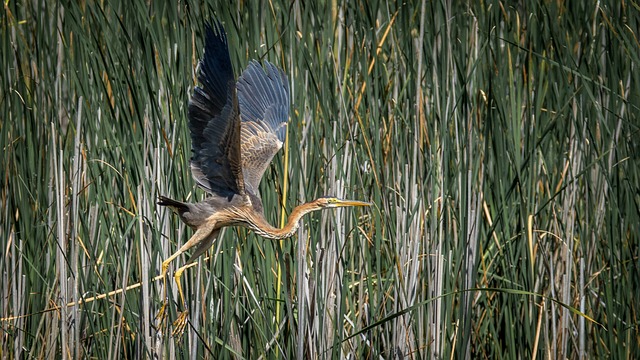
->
[172,310,189,338]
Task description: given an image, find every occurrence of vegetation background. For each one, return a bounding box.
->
[2,0,638,358]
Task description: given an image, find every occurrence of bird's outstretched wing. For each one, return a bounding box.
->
[188,21,244,199]
[236,60,290,196]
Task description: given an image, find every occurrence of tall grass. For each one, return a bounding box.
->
[2,0,638,358]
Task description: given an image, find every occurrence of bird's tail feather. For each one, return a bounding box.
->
[157,195,189,212]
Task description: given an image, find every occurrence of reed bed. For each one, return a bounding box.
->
[1,1,638,358]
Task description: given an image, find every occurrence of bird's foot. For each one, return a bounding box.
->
[172,310,189,338]
[155,301,169,331]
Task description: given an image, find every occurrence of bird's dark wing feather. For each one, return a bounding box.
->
[188,21,244,198]
[236,60,290,196]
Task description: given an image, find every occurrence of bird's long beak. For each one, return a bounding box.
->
[336,199,372,207]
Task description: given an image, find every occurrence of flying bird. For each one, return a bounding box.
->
[157,21,370,336]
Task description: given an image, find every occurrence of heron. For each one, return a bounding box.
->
[157,21,370,335]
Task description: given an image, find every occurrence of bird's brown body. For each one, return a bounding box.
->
[157,20,369,336]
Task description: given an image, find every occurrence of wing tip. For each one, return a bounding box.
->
[204,19,226,44]
[189,18,235,121]
[200,18,231,73]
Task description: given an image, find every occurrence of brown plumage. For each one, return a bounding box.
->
[157,20,370,336]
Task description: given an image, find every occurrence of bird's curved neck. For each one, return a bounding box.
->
[248,203,318,239]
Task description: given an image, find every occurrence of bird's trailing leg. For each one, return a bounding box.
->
[155,248,183,329]
[156,220,217,337]
[171,228,219,337]
[171,265,190,336]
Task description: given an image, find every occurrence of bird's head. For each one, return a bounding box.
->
[313,196,371,209]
